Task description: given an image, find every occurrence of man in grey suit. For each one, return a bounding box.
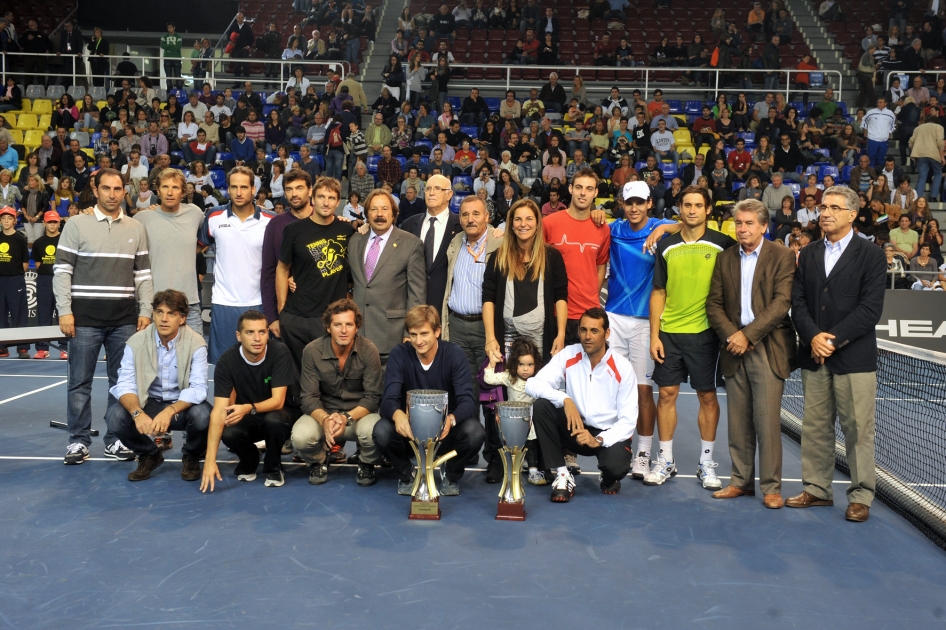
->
[706,199,797,509]
[349,189,427,363]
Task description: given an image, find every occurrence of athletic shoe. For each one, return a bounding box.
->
[281,438,293,455]
[128,451,164,481]
[631,451,650,479]
[103,440,135,461]
[154,432,173,451]
[59,351,68,360]
[642,458,677,486]
[347,448,362,464]
[697,460,722,490]
[308,463,328,485]
[599,474,621,494]
[254,440,267,451]
[397,475,415,495]
[527,469,547,485]
[563,453,581,475]
[550,472,576,502]
[64,443,89,465]
[356,463,376,487]
[0,348,9,358]
[329,444,347,464]
[17,349,30,359]
[485,458,504,483]
[181,453,201,481]
[439,465,459,496]
[33,351,49,359]
[380,456,392,468]
[237,471,257,482]
[264,468,285,487]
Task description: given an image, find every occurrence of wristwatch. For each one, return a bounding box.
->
[132,409,142,419]
[249,404,258,415]
[343,412,354,426]
[594,435,604,446]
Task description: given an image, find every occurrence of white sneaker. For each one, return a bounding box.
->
[697,460,722,490]
[550,472,576,502]
[237,472,257,482]
[631,451,650,479]
[642,457,677,486]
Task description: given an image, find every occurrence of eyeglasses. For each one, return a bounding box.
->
[819,205,851,214]
[426,186,451,193]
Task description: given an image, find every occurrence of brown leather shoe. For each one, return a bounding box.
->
[763,494,784,509]
[127,451,164,482]
[181,453,201,481]
[712,485,755,499]
[785,491,834,508]
[845,503,870,522]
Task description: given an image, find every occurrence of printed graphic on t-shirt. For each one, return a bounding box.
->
[305,236,347,278]
[40,244,56,266]
[0,242,11,263]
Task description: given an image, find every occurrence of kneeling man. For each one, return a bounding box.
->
[373,305,485,496]
[107,289,211,482]
[292,299,384,486]
[526,307,638,501]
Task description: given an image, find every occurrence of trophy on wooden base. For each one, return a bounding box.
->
[406,389,456,520]
[495,401,532,521]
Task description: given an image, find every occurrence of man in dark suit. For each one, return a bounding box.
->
[56,21,84,88]
[399,174,463,315]
[681,153,708,187]
[227,12,255,80]
[536,8,560,40]
[706,199,797,509]
[786,186,886,522]
[350,189,427,362]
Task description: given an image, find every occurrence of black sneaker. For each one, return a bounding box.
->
[347,448,362,464]
[356,462,376,486]
[264,467,285,487]
[599,474,621,495]
[103,440,136,461]
[485,458,504,484]
[308,463,328,485]
[64,443,89,465]
[380,456,392,468]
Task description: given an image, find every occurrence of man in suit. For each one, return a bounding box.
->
[536,7,560,40]
[681,154,709,187]
[706,199,796,509]
[56,21,84,88]
[440,195,503,480]
[786,186,886,522]
[399,174,463,315]
[350,189,427,363]
[227,13,255,79]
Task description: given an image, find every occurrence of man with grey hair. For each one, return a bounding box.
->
[786,185,887,522]
[706,199,797,509]
[539,72,567,114]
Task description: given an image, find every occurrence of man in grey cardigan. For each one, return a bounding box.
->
[106,289,211,482]
[54,168,154,465]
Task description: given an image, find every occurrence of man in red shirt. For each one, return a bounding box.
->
[691,106,718,150]
[646,89,665,119]
[594,33,617,66]
[543,168,611,345]
[521,29,540,63]
[727,137,753,180]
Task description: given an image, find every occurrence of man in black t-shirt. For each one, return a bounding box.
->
[0,207,29,358]
[276,176,353,366]
[30,211,65,359]
[200,310,300,490]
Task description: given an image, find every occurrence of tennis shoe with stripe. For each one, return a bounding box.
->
[643,457,677,486]
[550,472,576,502]
[697,460,722,490]
[631,451,650,479]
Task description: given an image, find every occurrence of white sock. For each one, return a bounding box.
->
[658,440,673,463]
[700,440,715,463]
[638,435,653,456]
[529,466,538,473]
[556,466,568,477]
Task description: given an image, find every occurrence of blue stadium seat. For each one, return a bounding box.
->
[484,97,501,112]
[460,125,478,138]
[263,104,279,117]
[840,165,854,183]
[216,152,233,163]
[788,182,801,198]
[819,164,840,181]
[635,161,647,172]
[290,151,301,162]
[736,132,755,143]
[448,96,462,111]
[395,155,407,169]
[265,153,276,163]
[666,100,683,114]
[453,174,473,190]
[684,100,702,115]
[659,162,678,179]
[289,136,305,146]
[449,193,468,213]
[209,169,226,188]
[812,148,831,161]
[804,165,819,178]
[315,154,325,169]
[366,155,380,173]
[415,139,433,152]
[732,181,746,193]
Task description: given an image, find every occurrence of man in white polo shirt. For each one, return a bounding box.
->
[200,166,274,363]
[863,96,896,170]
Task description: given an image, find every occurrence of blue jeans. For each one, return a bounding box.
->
[867,138,887,170]
[164,60,183,90]
[187,303,204,339]
[915,157,943,200]
[567,140,590,157]
[325,148,344,180]
[182,145,217,165]
[106,398,212,457]
[66,324,137,447]
[345,39,361,64]
[209,303,262,363]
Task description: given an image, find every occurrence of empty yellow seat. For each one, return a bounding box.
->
[31,99,52,115]
[9,129,23,144]
[23,129,45,147]
[19,98,31,113]
[15,113,37,129]
[1,112,15,128]
[38,114,51,129]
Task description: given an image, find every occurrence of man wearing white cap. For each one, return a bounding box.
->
[604,182,680,479]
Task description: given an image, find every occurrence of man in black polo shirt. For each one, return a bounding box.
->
[30,211,66,359]
[200,310,300,490]
[0,206,29,358]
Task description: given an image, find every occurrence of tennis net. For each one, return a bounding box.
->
[780,339,946,548]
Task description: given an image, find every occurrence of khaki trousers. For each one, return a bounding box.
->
[291,413,381,465]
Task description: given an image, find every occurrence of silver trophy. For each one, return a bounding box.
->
[495,401,533,520]
[406,389,456,520]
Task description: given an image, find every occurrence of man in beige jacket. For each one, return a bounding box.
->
[908,109,945,202]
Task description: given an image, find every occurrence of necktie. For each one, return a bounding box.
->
[365,235,381,282]
[424,216,437,271]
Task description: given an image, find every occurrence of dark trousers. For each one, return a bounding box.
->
[372,416,486,483]
[221,408,295,474]
[279,310,324,368]
[106,399,212,457]
[532,399,632,481]
[24,56,46,86]
[0,275,28,353]
[35,275,55,351]
[448,314,495,462]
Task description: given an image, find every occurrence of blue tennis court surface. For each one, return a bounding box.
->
[1,357,945,628]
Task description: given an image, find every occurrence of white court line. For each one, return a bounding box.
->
[0,380,67,405]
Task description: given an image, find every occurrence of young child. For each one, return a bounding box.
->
[483,337,547,485]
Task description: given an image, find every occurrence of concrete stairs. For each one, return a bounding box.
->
[783,0,854,103]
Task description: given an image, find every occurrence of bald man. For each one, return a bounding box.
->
[398,174,463,314]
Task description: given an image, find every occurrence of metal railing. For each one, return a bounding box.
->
[884,70,946,91]
[406,63,843,103]
[0,51,349,92]
[887,268,944,289]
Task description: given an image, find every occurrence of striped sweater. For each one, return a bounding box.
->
[53,208,154,327]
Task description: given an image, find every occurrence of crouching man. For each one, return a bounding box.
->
[106,289,211,482]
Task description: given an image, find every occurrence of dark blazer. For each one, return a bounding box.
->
[791,233,887,374]
[536,16,560,39]
[482,245,568,362]
[349,227,427,358]
[401,209,462,314]
[681,163,707,185]
[706,240,797,380]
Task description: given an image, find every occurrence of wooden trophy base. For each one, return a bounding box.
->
[409,497,442,520]
[496,500,526,521]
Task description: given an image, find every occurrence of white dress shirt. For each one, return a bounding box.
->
[824,228,854,276]
[739,239,763,326]
[419,209,449,256]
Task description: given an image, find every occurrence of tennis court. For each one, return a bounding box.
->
[1,351,945,628]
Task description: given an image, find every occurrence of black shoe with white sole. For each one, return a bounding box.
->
[103,440,135,461]
[264,467,285,487]
[64,443,90,465]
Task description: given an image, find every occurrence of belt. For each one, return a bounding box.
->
[449,309,482,323]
